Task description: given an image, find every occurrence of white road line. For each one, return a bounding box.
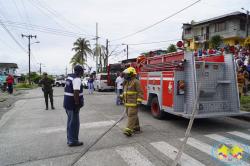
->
[116,146,154,166]
[205,134,250,149]
[151,141,205,166]
[39,120,115,134]
[180,137,212,154]
[181,137,250,166]
[228,131,250,140]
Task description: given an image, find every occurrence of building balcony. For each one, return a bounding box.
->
[183,33,193,40]
[194,34,209,43]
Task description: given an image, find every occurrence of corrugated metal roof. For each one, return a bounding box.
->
[192,11,245,25]
[0,63,18,68]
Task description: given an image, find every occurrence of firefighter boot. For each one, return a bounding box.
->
[123,128,133,137]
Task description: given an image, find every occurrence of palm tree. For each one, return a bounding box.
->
[71,38,92,67]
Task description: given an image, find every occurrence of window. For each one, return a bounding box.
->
[240,19,245,30]
[184,28,191,34]
[215,22,226,32]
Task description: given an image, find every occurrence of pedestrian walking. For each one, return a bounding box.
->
[120,67,143,137]
[63,65,84,147]
[6,74,14,94]
[39,72,55,110]
[88,75,94,94]
[115,72,124,105]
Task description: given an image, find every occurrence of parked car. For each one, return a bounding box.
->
[54,77,66,87]
[82,77,89,89]
[93,73,114,91]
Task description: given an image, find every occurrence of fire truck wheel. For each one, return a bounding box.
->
[151,97,165,119]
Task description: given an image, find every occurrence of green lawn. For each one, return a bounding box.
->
[14,83,38,90]
[241,95,250,112]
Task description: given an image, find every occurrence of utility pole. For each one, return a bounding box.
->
[65,66,68,76]
[21,34,37,85]
[242,8,249,37]
[106,39,109,68]
[126,44,128,60]
[247,10,249,37]
[37,63,44,76]
[95,22,99,73]
[122,43,129,60]
[39,63,42,75]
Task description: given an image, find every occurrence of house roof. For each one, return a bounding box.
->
[0,63,18,69]
[191,11,246,26]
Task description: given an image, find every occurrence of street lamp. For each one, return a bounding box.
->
[31,41,40,45]
[241,8,249,37]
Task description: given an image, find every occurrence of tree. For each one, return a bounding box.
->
[29,72,42,84]
[167,44,177,53]
[71,38,92,67]
[210,35,223,49]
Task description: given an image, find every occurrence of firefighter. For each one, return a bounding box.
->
[121,67,143,137]
[39,72,55,110]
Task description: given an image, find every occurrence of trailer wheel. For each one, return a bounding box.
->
[151,97,165,119]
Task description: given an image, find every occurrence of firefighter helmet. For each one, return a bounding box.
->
[123,67,137,75]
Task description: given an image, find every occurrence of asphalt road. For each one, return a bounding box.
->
[0,87,250,166]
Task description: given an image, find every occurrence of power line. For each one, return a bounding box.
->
[36,0,95,37]
[28,0,70,31]
[122,39,181,46]
[2,20,88,37]
[111,0,201,41]
[20,0,32,34]
[0,19,27,52]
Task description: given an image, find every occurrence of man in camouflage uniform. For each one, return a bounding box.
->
[121,67,143,136]
[39,72,55,110]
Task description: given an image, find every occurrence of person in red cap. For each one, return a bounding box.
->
[6,74,14,94]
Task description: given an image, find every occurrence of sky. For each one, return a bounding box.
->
[0,0,249,75]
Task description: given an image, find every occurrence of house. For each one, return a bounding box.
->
[182,11,250,50]
[0,63,18,84]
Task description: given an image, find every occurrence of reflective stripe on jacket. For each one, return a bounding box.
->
[122,77,143,107]
[63,74,84,110]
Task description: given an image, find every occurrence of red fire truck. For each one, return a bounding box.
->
[136,50,249,119]
[108,49,249,119]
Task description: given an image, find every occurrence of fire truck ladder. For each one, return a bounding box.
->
[140,51,185,72]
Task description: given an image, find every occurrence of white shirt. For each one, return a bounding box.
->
[115,76,124,90]
[73,78,82,90]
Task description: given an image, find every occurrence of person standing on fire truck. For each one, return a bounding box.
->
[121,67,143,137]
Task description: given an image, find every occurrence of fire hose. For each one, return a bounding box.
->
[69,108,127,166]
[70,62,206,166]
[171,61,206,166]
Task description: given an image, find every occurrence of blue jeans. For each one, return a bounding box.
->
[88,82,94,94]
[116,89,123,105]
[66,108,80,144]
